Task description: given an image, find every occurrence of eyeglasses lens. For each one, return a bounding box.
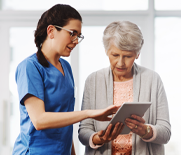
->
[71,33,83,43]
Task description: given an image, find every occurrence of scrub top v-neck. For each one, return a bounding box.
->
[12,53,75,155]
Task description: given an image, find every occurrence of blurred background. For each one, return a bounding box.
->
[0,0,181,154]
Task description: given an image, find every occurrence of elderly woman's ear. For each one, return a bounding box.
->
[136,53,140,59]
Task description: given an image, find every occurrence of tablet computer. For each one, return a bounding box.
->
[105,102,151,134]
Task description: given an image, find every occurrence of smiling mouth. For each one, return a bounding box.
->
[67,46,73,50]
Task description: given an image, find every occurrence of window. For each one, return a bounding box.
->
[2,0,148,10]
[155,0,181,10]
[155,17,181,154]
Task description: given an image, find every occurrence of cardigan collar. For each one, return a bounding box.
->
[106,62,140,103]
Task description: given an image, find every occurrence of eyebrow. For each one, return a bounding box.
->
[111,51,134,55]
[70,29,82,35]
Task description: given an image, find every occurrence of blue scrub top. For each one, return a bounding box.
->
[12,53,75,155]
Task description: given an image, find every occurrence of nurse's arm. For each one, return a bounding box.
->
[24,94,119,130]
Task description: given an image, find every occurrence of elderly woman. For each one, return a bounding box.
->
[78,21,171,155]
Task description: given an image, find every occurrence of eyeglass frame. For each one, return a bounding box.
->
[53,25,84,43]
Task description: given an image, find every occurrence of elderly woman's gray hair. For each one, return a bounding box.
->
[103,21,144,55]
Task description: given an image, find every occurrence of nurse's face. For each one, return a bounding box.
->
[52,19,82,57]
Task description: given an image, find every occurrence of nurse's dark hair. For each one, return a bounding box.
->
[34,4,82,67]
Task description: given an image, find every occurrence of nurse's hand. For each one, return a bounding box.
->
[92,122,124,145]
[88,105,120,121]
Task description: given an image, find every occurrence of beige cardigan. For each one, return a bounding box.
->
[78,63,171,155]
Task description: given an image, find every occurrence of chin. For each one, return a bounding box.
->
[115,70,126,74]
[114,72,125,77]
[64,55,70,57]
[63,53,71,57]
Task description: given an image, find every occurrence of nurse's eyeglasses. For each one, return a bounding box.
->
[54,25,84,43]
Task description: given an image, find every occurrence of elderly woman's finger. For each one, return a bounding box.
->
[125,120,145,135]
[102,124,113,140]
[131,115,145,123]
[125,121,136,130]
[132,124,144,133]
[113,123,124,139]
[110,122,120,139]
[97,130,105,137]
[125,118,145,128]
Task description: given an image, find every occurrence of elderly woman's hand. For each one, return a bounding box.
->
[124,115,153,139]
[92,122,124,145]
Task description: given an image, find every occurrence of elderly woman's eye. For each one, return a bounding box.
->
[112,54,119,57]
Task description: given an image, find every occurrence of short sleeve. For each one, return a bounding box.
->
[15,59,44,105]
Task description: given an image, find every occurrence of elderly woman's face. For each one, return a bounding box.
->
[107,44,139,80]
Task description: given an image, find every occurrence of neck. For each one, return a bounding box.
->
[113,70,133,82]
[41,41,60,66]
[113,75,133,82]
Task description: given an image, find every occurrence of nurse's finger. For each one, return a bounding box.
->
[105,105,120,116]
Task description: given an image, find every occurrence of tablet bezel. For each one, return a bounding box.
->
[105,102,152,134]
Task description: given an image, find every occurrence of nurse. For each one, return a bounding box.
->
[12,4,120,155]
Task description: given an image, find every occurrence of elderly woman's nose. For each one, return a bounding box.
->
[117,57,124,66]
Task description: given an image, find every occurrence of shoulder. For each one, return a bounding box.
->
[135,63,162,84]
[86,67,110,82]
[16,53,44,79]
[17,53,42,70]
[83,67,110,93]
[135,63,160,78]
